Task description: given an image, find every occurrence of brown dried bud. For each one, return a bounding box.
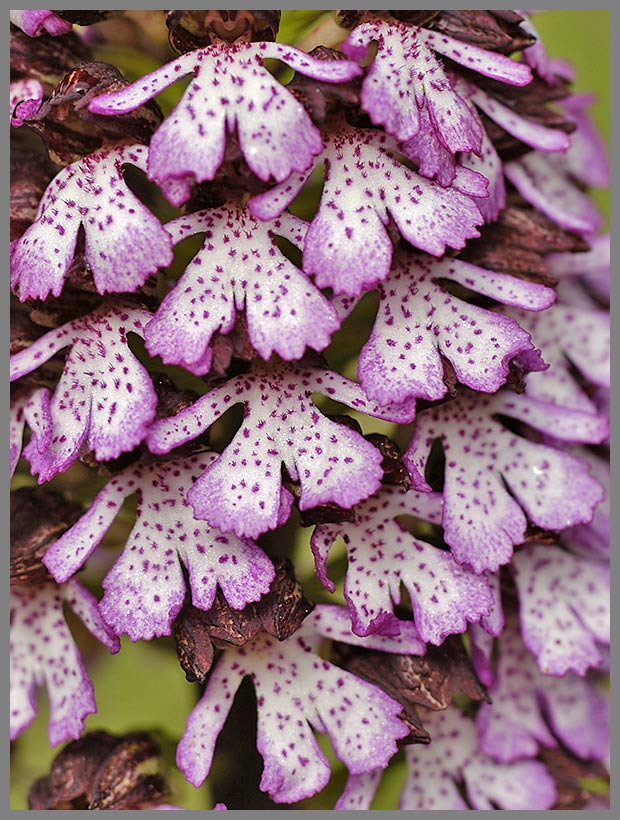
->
[334,634,489,743]
[23,62,164,165]
[366,433,412,489]
[459,195,589,283]
[425,10,533,55]
[286,46,360,127]
[11,24,92,87]
[539,747,609,811]
[28,731,170,810]
[173,557,314,683]
[173,605,217,683]
[10,308,46,355]
[10,487,84,585]
[89,733,169,810]
[166,9,281,53]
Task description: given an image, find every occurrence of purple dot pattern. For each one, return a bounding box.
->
[43,455,275,641]
[88,42,360,207]
[404,389,606,573]
[401,706,556,810]
[342,21,484,155]
[10,78,43,126]
[311,484,494,644]
[357,248,552,405]
[249,122,485,297]
[335,770,383,810]
[145,206,338,375]
[511,542,609,676]
[476,614,609,764]
[146,360,416,539]
[10,303,158,481]
[9,9,73,37]
[177,628,408,802]
[9,386,52,477]
[10,144,174,301]
[10,580,118,747]
[505,151,604,237]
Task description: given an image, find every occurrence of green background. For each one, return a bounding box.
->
[10,9,610,811]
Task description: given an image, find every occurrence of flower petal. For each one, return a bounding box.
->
[14,304,158,480]
[10,78,43,126]
[146,207,338,373]
[311,485,494,643]
[404,390,605,573]
[511,542,609,675]
[10,145,173,301]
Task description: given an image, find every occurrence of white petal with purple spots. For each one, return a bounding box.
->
[311,484,494,643]
[10,581,118,746]
[43,455,275,641]
[177,629,408,802]
[147,360,416,539]
[404,389,605,572]
[10,145,173,301]
[10,303,158,481]
[146,207,338,374]
[249,123,484,297]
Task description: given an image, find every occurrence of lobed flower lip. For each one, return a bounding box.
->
[249,121,485,297]
[10,302,158,481]
[404,388,607,573]
[43,455,275,642]
[145,205,339,375]
[10,579,119,747]
[511,542,609,676]
[146,359,416,539]
[354,247,554,406]
[476,614,610,765]
[342,21,484,156]
[176,626,409,802]
[10,144,174,302]
[311,484,495,643]
[88,41,361,206]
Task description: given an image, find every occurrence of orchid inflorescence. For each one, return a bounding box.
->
[9,9,609,810]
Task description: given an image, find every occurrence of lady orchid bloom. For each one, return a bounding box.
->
[88,41,362,206]
[10,8,609,811]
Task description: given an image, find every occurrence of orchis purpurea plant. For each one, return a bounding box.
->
[9,8,610,811]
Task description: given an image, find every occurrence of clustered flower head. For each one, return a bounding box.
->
[9,8,610,811]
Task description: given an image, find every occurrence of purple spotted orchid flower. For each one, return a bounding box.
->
[177,604,413,802]
[87,42,361,206]
[249,119,486,296]
[9,7,610,811]
[337,704,557,810]
[146,358,416,539]
[10,579,119,746]
[145,204,338,375]
[10,144,174,301]
[9,301,158,481]
[404,388,607,573]
[335,246,554,406]
[43,454,276,641]
[310,484,495,642]
[476,614,609,764]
